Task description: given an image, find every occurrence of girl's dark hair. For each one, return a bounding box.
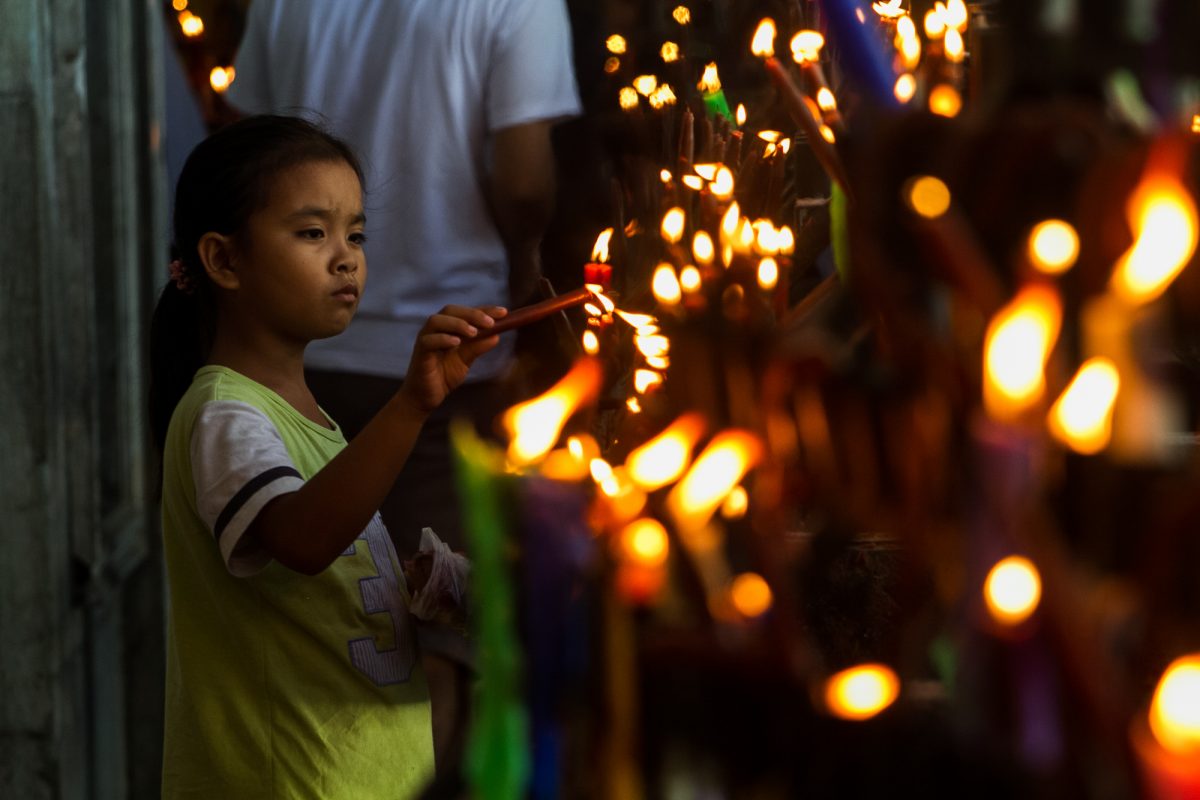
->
[149,114,363,451]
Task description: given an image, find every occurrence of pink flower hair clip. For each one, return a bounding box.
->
[168,258,195,295]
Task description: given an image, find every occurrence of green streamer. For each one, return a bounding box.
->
[830,181,850,281]
[452,421,529,800]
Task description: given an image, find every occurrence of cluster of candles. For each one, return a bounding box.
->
[482,0,1200,765]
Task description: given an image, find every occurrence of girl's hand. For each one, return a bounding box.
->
[399,305,507,414]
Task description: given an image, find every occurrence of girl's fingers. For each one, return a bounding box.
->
[424,313,482,339]
[480,305,508,319]
[434,305,505,331]
[416,333,463,351]
[457,331,500,364]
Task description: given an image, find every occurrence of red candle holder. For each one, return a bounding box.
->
[584,261,613,290]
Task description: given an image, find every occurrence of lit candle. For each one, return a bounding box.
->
[752,20,850,195]
[697,62,732,121]
[583,228,614,289]
[1132,655,1200,799]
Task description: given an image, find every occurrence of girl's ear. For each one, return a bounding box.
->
[197,232,240,290]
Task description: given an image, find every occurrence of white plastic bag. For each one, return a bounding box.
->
[406,527,471,628]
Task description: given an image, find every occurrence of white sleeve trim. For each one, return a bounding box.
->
[190,400,306,577]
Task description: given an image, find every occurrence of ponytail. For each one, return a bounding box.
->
[148,274,215,452]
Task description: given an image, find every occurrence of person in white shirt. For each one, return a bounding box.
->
[226,0,581,777]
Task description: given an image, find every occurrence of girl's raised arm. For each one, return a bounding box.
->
[247,304,505,574]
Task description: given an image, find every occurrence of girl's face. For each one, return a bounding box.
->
[232,159,367,344]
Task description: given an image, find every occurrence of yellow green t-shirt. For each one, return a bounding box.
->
[160,366,433,799]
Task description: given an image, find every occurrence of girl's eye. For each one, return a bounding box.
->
[299,229,324,240]
[350,232,367,246]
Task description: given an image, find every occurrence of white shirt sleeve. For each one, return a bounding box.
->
[190,400,306,577]
[487,0,582,131]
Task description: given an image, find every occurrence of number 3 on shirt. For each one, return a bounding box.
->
[343,514,416,686]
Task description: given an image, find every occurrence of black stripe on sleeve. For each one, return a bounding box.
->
[213,465,302,542]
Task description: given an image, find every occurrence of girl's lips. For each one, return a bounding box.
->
[332,284,359,301]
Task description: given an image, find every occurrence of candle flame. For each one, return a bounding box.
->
[649,84,677,109]
[757,130,783,144]
[1110,172,1199,305]
[581,330,600,355]
[539,447,590,482]
[896,17,921,69]
[752,219,779,255]
[503,358,604,466]
[660,169,673,183]
[778,225,795,255]
[751,18,776,58]
[1048,358,1119,455]
[604,57,621,74]
[872,0,907,19]
[590,457,614,485]
[1149,655,1200,756]
[984,284,1062,419]
[757,257,779,290]
[693,163,718,181]
[894,73,917,103]
[172,0,188,9]
[606,34,627,54]
[929,84,962,117]
[615,309,658,331]
[945,0,969,31]
[944,28,965,62]
[634,369,664,394]
[179,10,204,37]
[653,263,682,305]
[591,228,614,262]
[816,87,838,113]
[634,74,659,97]
[601,467,647,521]
[736,103,747,126]
[984,556,1041,626]
[634,333,670,360]
[661,208,686,244]
[626,413,707,491]
[617,518,670,568]
[618,87,639,110]
[661,41,680,63]
[681,174,704,191]
[729,572,772,617]
[673,5,691,25]
[924,6,947,38]
[906,175,952,218]
[626,397,642,413]
[1028,219,1080,274]
[698,63,722,94]
[1193,114,1200,134]
[590,289,616,314]
[711,166,735,200]
[209,66,235,93]
[720,203,741,244]
[734,217,755,255]
[790,30,825,64]
[819,125,837,144]
[667,430,762,531]
[680,265,702,292]
[721,485,748,519]
[825,664,901,721]
[693,230,715,265]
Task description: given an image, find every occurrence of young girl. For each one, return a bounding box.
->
[150,114,504,799]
